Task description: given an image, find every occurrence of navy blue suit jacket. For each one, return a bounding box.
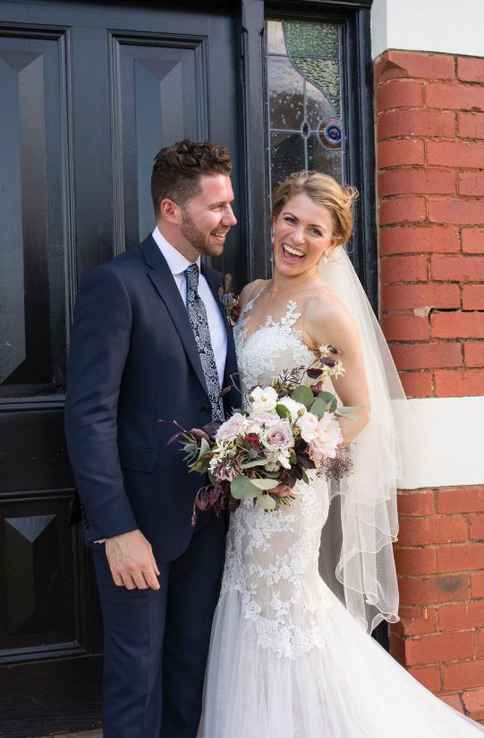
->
[65,235,239,561]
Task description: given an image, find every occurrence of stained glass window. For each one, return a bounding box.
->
[266,19,344,193]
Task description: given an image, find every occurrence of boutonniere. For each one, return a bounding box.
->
[218,272,241,327]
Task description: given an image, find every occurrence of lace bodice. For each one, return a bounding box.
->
[221,297,336,660]
[234,296,315,393]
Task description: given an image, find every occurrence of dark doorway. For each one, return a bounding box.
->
[0,0,381,734]
[0,2,241,734]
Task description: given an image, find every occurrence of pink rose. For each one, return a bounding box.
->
[296,412,319,442]
[308,415,342,466]
[264,421,294,450]
[216,413,247,442]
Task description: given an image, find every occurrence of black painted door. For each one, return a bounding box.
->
[0,2,240,734]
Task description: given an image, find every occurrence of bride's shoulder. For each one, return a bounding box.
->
[239,279,267,309]
[304,286,350,323]
[302,288,358,350]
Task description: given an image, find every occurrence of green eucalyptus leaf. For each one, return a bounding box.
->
[231,475,260,499]
[291,385,314,409]
[256,494,277,511]
[310,397,327,419]
[251,478,281,490]
[241,458,267,469]
[317,391,337,413]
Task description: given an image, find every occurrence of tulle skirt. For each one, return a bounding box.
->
[200,579,484,738]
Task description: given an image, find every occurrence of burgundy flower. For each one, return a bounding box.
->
[244,433,262,449]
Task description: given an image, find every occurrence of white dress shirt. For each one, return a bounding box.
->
[152,227,227,386]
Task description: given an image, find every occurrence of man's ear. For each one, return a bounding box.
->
[159,197,181,224]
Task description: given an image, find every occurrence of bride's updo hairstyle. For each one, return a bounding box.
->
[272,171,359,247]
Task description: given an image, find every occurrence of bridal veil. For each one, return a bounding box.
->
[317,246,406,632]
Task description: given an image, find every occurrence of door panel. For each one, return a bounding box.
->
[0,2,240,734]
[0,32,68,398]
[114,35,208,245]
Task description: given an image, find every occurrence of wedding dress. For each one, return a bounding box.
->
[199,295,484,738]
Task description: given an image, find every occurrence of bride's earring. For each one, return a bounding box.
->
[320,254,329,265]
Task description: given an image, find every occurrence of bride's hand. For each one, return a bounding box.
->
[105,529,160,591]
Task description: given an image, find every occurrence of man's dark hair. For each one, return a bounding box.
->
[151,139,232,217]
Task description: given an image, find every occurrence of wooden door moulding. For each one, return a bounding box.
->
[238,0,270,281]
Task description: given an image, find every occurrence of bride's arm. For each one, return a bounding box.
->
[304,298,370,446]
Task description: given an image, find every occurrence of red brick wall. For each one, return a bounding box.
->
[374,50,484,719]
[393,485,484,718]
[375,50,484,400]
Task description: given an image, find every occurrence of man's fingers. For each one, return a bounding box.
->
[132,570,148,590]
[104,531,159,590]
[111,570,124,587]
[144,567,160,591]
[121,572,136,590]
[152,554,161,577]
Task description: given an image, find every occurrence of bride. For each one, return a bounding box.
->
[199,171,484,737]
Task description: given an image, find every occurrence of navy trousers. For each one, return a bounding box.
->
[92,516,226,738]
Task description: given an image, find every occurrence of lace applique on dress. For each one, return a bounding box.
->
[221,298,337,659]
[221,473,334,659]
[234,299,315,395]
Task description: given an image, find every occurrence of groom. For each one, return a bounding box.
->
[65,140,238,738]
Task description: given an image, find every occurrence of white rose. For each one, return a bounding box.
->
[296,412,319,443]
[277,396,306,422]
[249,386,278,414]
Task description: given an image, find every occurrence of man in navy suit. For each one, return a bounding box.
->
[65,140,238,738]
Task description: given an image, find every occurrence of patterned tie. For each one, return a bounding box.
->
[185,264,225,423]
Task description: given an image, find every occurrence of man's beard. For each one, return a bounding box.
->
[180,209,209,254]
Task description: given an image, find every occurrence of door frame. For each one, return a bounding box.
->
[238,0,377,309]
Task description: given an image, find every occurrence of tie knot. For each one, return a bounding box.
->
[185,263,200,294]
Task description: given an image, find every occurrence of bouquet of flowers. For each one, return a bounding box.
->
[172,346,353,524]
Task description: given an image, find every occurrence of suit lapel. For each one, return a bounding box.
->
[141,236,208,395]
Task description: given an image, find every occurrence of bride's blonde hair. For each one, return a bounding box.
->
[272,171,359,246]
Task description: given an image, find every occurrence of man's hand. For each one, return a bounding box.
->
[105,529,160,590]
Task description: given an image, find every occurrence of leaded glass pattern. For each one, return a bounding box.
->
[266,19,344,192]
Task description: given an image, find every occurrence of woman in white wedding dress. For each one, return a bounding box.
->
[199,171,484,738]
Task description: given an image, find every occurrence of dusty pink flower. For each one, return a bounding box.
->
[308,415,342,466]
[215,412,247,442]
[296,412,319,442]
[264,420,294,450]
[249,411,280,428]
